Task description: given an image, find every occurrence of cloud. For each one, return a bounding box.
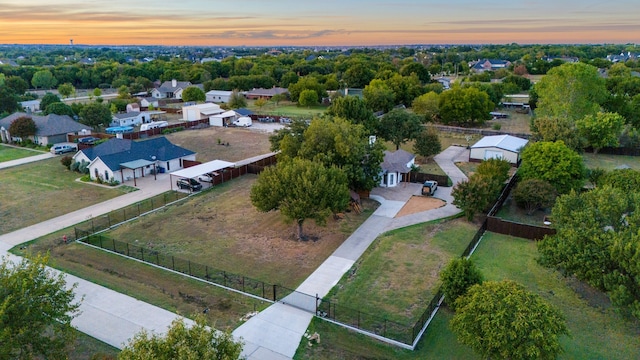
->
[196,29,345,40]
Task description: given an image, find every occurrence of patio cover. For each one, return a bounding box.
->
[171,160,235,179]
[120,159,155,169]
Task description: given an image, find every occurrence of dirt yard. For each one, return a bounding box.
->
[395,196,446,217]
[164,126,273,163]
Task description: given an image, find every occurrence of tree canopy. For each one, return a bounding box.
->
[363,79,395,113]
[576,112,625,153]
[118,316,243,360]
[534,62,607,121]
[44,102,75,117]
[298,88,319,107]
[413,126,441,159]
[411,91,440,122]
[9,116,37,138]
[512,178,556,215]
[0,86,20,115]
[438,86,493,127]
[377,108,423,150]
[326,95,377,133]
[31,69,58,89]
[519,141,585,194]
[451,280,568,360]
[80,101,112,127]
[0,253,81,359]
[440,257,483,310]
[227,90,247,109]
[39,92,62,112]
[250,158,350,240]
[57,83,75,98]
[181,86,206,102]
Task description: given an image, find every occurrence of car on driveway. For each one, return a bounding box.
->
[422,180,438,196]
[176,178,202,191]
[50,143,77,155]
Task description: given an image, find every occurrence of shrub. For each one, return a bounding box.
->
[60,155,73,170]
[70,160,80,172]
[80,174,91,182]
[440,258,483,310]
[512,178,556,215]
[77,160,89,174]
[492,123,501,130]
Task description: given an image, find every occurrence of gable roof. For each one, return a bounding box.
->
[113,111,142,120]
[81,137,195,171]
[0,112,88,136]
[381,149,415,173]
[157,80,192,93]
[244,87,288,97]
[471,135,528,153]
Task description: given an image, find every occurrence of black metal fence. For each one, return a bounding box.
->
[74,192,188,237]
[77,231,295,302]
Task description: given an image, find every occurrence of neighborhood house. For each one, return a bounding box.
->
[73,137,196,183]
[0,112,90,146]
[182,103,225,121]
[379,149,415,187]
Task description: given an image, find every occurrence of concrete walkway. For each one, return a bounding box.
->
[234,146,469,359]
[0,149,54,170]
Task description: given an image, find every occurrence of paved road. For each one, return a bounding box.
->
[233,146,469,359]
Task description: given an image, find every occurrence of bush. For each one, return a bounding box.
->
[60,155,73,170]
[69,160,80,172]
[440,258,483,310]
[512,178,556,215]
[492,123,501,130]
[80,174,91,182]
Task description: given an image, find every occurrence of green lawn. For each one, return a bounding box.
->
[68,330,119,359]
[0,158,130,235]
[324,218,476,325]
[582,152,640,170]
[0,144,43,162]
[473,232,640,359]
[247,100,326,118]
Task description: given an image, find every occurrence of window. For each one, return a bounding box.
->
[104,170,109,180]
[94,168,99,179]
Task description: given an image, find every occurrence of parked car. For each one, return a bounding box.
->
[78,136,100,144]
[176,178,202,191]
[422,180,438,196]
[198,173,214,183]
[50,143,77,155]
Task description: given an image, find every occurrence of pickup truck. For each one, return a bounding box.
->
[422,180,438,196]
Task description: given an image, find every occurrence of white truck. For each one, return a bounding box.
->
[232,116,252,127]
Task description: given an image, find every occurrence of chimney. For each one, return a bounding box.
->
[172,79,177,87]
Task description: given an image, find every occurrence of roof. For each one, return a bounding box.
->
[171,160,235,179]
[20,100,41,106]
[81,137,195,171]
[206,90,233,95]
[0,112,88,136]
[157,80,192,93]
[234,108,254,116]
[182,103,223,115]
[210,110,237,118]
[113,111,141,119]
[381,149,415,173]
[471,135,528,153]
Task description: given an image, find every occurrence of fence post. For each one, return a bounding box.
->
[172,256,175,270]
[74,227,78,240]
[205,266,209,279]
[315,294,319,315]
[151,198,154,210]
[156,252,159,265]
[188,261,191,276]
[91,218,95,234]
[223,271,227,287]
[123,209,126,222]
[141,248,144,261]
[262,282,265,299]
[242,276,245,292]
[126,243,129,256]
[99,235,103,248]
[273,284,277,301]
[358,311,360,328]
[112,239,116,252]
[137,203,140,216]
[108,214,111,228]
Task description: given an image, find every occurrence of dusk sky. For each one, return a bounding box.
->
[1,0,638,46]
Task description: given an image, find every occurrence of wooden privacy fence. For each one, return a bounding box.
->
[486,217,555,240]
[407,172,451,187]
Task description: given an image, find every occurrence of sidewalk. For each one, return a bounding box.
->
[0,151,54,170]
[234,146,469,359]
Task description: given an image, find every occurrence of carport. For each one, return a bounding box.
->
[120,159,156,186]
[169,160,235,190]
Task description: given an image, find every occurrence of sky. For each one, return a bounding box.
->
[0,0,638,46]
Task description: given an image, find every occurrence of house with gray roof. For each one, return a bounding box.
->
[72,137,196,183]
[0,112,90,146]
[151,79,202,100]
[244,87,289,100]
[379,149,415,187]
[471,59,512,72]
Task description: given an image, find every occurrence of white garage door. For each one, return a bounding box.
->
[484,150,504,160]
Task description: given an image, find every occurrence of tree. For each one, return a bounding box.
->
[377,108,423,150]
[363,79,395,113]
[535,62,606,121]
[440,257,483,310]
[576,112,625,153]
[476,157,511,184]
[519,141,585,194]
[227,89,247,109]
[438,86,493,127]
[92,87,102,98]
[57,83,75,98]
[600,168,640,193]
[44,102,75,117]
[117,85,131,100]
[31,69,58,89]
[452,174,501,221]
[451,280,568,360]
[5,75,29,95]
[326,95,377,133]
[0,253,81,359]
[9,116,37,138]
[298,89,319,107]
[531,116,585,151]
[413,126,441,159]
[399,62,430,83]
[385,73,425,107]
[118,316,243,360]
[0,86,20,114]
[80,102,112,127]
[288,76,326,103]
[39,92,62,112]
[250,158,350,240]
[411,91,440,122]
[512,178,556,215]
[181,86,205,102]
[270,93,286,106]
[254,97,268,110]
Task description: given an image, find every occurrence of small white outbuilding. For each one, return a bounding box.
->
[469,134,528,165]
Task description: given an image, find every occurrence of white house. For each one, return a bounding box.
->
[469,134,529,165]
[139,97,159,109]
[73,137,196,183]
[379,149,415,187]
[209,110,238,127]
[151,79,193,99]
[182,103,224,121]
[206,90,233,103]
[111,112,149,127]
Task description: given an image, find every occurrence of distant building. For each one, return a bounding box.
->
[379,149,415,187]
[469,135,528,165]
[0,112,89,146]
[205,90,233,103]
[471,59,512,72]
